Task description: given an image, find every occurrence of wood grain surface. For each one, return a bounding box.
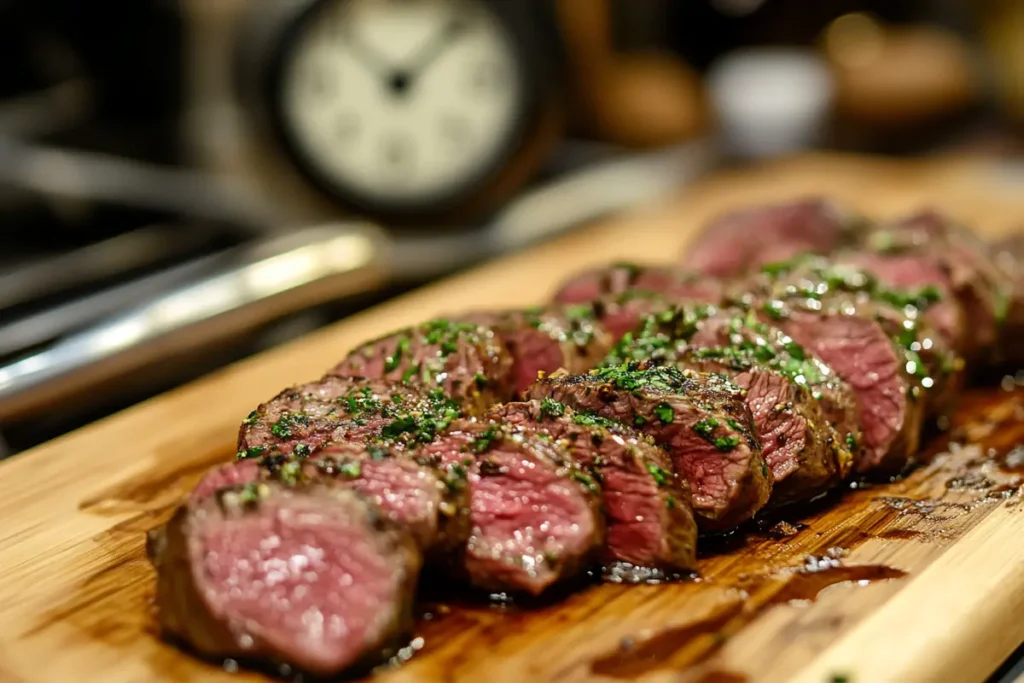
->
[1,153,1023,683]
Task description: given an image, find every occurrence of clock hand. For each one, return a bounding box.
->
[402,13,467,81]
[339,24,392,79]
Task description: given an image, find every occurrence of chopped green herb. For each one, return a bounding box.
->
[653,402,675,425]
[384,336,410,373]
[470,425,500,454]
[236,445,267,461]
[645,463,669,487]
[845,432,857,452]
[714,435,741,452]
[279,460,302,485]
[693,417,719,439]
[338,460,362,478]
[571,470,599,494]
[572,411,622,430]
[242,410,259,426]
[540,398,566,419]
[666,496,676,510]
[237,483,264,505]
[634,415,647,427]
[473,372,489,389]
[293,443,311,457]
[270,413,309,439]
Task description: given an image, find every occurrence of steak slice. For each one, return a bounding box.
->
[414,420,603,595]
[457,305,615,395]
[736,256,964,423]
[553,262,724,305]
[861,210,1015,365]
[681,198,861,277]
[489,399,698,581]
[608,305,856,505]
[150,482,420,677]
[329,319,514,414]
[193,443,468,557]
[237,377,461,457]
[526,363,770,531]
[834,250,964,355]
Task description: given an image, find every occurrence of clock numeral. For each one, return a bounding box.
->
[381,133,415,180]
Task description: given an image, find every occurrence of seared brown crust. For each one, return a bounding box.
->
[526,364,770,531]
[237,377,462,457]
[328,320,514,414]
[606,303,858,501]
[413,420,605,594]
[458,305,615,395]
[858,211,1013,367]
[489,400,698,579]
[729,256,966,473]
[553,262,724,306]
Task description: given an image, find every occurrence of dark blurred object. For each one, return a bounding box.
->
[665,0,943,70]
[0,0,183,162]
[557,0,708,148]
[975,0,1024,126]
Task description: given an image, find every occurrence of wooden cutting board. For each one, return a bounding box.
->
[2,153,1024,683]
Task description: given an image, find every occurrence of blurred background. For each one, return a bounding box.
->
[1,0,1024,458]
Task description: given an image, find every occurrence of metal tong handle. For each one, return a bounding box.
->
[0,223,387,421]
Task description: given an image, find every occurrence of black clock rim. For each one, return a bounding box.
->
[263,0,553,221]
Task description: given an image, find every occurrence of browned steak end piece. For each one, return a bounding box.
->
[329,320,514,414]
[414,420,603,595]
[526,364,770,531]
[992,233,1024,367]
[682,198,861,277]
[862,210,1015,366]
[607,305,855,504]
[149,482,420,677]
[553,263,723,306]
[458,305,614,395]
[237,378,461,458]
[489,400,697,581]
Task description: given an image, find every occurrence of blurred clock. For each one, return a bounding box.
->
[239,0,563,224]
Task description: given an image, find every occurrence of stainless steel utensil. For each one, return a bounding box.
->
[0,139,717,421]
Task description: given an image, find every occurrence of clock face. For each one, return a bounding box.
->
[277,0,528,210]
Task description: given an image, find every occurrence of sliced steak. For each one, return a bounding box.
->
[608,305,856,505]
[553,262,723,305]
[193,444,468,557]
[489,399,698,581]
[414,420,603,595]
[682,198,861,277]
[835,250,964,354]
[736,256,964,423]
[329,319,514,414]
[150,482,420,677]
[237,377,461,457]
[527,363,770,531]
[458,305,615,395]
[861,210,1015,365]
[725,264,926,475]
